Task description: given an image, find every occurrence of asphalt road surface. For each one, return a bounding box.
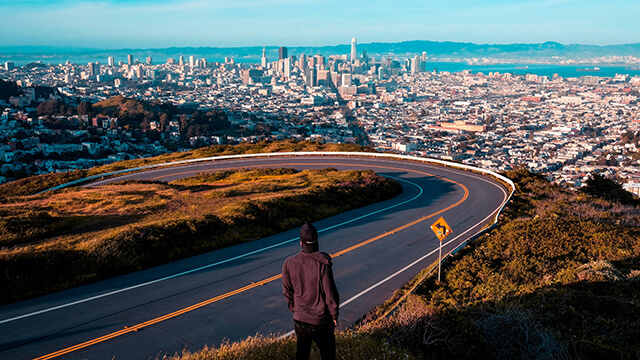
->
[0,155,509,360]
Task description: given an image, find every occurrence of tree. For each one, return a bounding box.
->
[0,78,21,101]
[37,99,62,116]
[178,110,230,140]
[77,101,94,116]
[254,122,273,135]
[159,113,170,132]
[582,172,637,206]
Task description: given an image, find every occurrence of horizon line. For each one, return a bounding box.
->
[2,39,640,53]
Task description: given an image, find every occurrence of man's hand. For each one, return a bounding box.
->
[334,320,337,327]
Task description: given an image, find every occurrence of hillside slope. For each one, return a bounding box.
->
[360,167,640,359]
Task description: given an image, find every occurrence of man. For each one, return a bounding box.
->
[282,222,340,360]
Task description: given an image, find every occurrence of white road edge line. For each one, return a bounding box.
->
[0,175,423,325]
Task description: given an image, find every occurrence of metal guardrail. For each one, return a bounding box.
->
[43,151,515,204]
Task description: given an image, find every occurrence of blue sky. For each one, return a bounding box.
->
[1,0,638,48]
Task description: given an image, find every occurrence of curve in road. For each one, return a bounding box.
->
[0,154,511,360]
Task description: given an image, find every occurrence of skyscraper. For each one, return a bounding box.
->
[305,68,316,87]
[284,57,291,79]
[127,54,133,65]
[411,55,420,74]
[299,54,307,71]
[421,51,427,72]
[351,38,357,63]
[189,55,196,68]
[278,47,288,61]
[88,62,100,76]
[146,56,153,65]
[107,56,115,67]
[261,47,268,67]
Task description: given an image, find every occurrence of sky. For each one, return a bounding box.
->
[1,0,639,49]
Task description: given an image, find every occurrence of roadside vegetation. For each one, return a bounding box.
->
[0,166,401,305]
[165,333,417,360]
[0,139,373,198]
[168,166,640,360]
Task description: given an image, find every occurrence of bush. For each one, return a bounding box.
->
[582,172,638,206]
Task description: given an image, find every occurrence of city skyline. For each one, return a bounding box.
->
[1,0,639,49]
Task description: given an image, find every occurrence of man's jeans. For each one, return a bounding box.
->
[293,319,336,360]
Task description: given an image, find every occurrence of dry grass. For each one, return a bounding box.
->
[164,332,417,360]
[0,167,401,305]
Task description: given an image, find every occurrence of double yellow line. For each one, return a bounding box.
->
[35,165,468,360]
[35,275,282,360]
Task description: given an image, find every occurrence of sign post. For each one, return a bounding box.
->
[430,216,452,282]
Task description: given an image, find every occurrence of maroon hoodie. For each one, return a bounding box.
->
[282,224,339,325]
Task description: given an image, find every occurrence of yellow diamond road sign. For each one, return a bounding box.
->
[431,217,452,242]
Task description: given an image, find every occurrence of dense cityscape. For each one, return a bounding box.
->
[1,38,639,195]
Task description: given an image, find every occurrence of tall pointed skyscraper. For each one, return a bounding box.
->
[261,46,268,67]
[350,38,357,63]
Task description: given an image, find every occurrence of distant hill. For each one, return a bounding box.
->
[93,95,179,129]
[94,95,160,118]
[274,40,640,60]
[93,95,229,140]
[2,41,640,64]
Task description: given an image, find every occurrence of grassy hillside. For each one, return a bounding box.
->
[93,95,156,115]
[0,166,401,305]
[358,167,640,359]
[92,95,179,126]
[170,167,640,360]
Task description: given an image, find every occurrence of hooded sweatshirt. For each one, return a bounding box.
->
[282,225,339,325]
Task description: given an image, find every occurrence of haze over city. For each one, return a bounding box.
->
[1,0,640,48]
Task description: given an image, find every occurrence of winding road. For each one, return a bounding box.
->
[0,154,510,360]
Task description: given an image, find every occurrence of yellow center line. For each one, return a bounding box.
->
[35,164,469,360]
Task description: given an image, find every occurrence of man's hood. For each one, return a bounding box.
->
[301,250,332,266]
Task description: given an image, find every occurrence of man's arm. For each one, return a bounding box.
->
[282,261,294,312]
[322,264,340,323]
